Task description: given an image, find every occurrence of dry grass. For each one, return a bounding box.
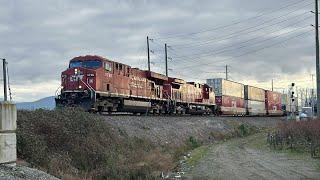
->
[17,108,172,179]
[270,120,320,157]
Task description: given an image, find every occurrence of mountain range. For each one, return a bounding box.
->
[16,96,55,110]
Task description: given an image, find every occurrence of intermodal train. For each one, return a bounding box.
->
[55,55,290,116]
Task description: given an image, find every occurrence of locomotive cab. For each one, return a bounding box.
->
[56,56,107,110]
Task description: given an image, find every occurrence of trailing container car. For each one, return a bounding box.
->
[207,78,245,115]
[244,85,266,116]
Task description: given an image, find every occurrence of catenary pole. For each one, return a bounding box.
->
[147,36,151,71]
[165,43,168,76]
[225,65,228,80]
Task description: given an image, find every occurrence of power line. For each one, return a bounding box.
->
[168,6,312,49]
[174,24,312,62]
[169,13,312,57]
[172,29,312,70]
[170,26,310,68]
[153,0,309,39]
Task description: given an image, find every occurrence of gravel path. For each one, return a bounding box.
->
[0,165,59,180]
[186,133,320,180]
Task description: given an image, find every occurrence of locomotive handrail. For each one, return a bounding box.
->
[55,85,63,98]
[79,78,96,99]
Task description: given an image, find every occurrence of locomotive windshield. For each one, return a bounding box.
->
[69,60,102,69]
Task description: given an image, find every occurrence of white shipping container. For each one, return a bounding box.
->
[244,85,265,102]
[246,100,266,115]
[207,78,244,98]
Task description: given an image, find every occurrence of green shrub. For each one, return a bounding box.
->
[187,136,201,149]
[235,123,257,137]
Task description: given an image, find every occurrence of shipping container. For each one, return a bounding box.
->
[265,90,283,116]
[245,100,266,116]
[216,95,245,115]
[244,85,265,102]
[207,78,244,98]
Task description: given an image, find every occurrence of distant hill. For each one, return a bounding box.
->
[16,96,55,110]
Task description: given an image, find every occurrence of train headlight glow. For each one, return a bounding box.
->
[79,85,82,89]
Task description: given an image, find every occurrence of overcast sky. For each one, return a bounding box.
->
[0,0,316,101]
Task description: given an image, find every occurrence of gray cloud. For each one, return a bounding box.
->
[0,0,315,101]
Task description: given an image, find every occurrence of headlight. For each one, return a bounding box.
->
[79,85,82,89]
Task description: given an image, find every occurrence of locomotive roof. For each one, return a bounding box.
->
[71,55,132,67]
[71,55,108,61]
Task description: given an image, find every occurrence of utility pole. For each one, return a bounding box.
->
[301,89,304,109]
[225,65,228,80]
[165,43,168,77]
[147,36,151,71]
[2,59,7,101]
[315,0,320,117]
[296,86,299,111]
[272,79,274,91]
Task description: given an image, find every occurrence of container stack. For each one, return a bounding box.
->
[265,90,283,116]
[207,78,245,115]
[244,85,266,116]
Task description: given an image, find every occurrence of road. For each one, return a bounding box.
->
[186,133,320,180]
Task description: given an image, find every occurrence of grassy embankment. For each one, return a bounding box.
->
[17,108,228,179]
[17,108,173,179]
[17,108,269,179]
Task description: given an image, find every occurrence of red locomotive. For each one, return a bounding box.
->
[55,55,216,114]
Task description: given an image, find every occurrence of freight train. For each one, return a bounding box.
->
[55,55,289,116]
[55,55,216,115]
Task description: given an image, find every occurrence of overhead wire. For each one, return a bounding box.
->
[170,25,310,66]
[167,4,312,49]
[170,13,312,55]
[153,0,309,40]
[172,29,313,71]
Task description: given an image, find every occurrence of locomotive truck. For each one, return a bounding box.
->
[55,55,216,115]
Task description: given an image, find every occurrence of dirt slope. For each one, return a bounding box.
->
[186,133,320,180]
